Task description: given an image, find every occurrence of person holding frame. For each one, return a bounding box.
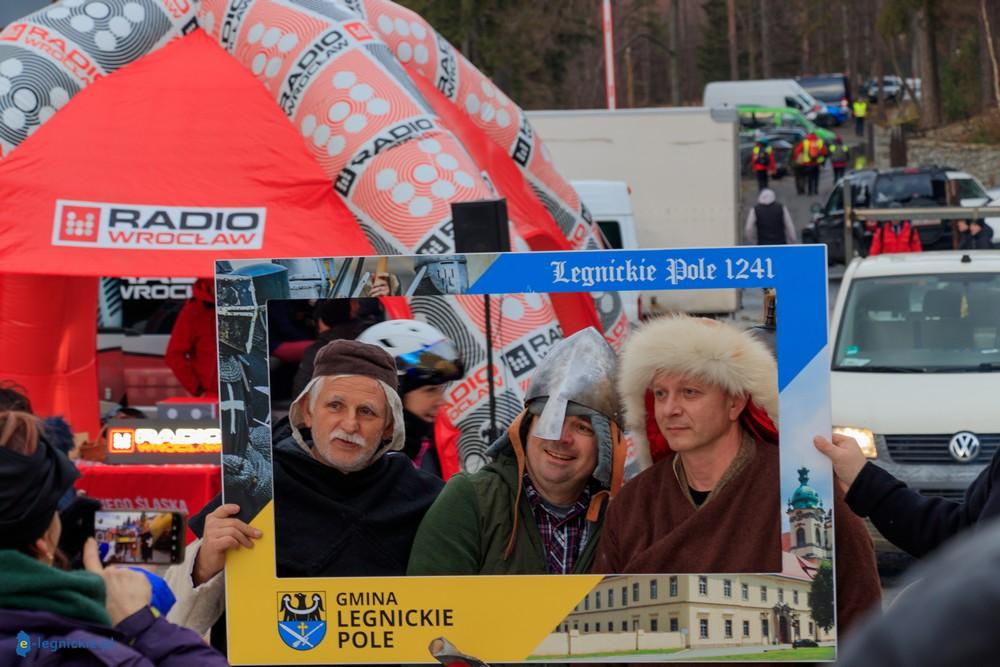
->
[595,316,882,635]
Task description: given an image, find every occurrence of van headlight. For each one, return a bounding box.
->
[832,426,877,458]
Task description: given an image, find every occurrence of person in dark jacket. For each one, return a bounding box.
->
[814,432,1000,558]
[957,219,994,250]
[407,327,625,575]
[744,188,797,245]
[828,135,849,183]
[0,411,228,667]
[164,278,218,396]
[165,340,442,643]
[836,517,1000,667]
[290,298,384,398]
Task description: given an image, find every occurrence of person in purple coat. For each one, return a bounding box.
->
[0,410,229,666]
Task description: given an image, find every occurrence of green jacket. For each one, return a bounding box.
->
[407,435,606,575]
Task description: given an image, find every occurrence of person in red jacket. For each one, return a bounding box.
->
[164,278,217,396]
[869,218,923,256]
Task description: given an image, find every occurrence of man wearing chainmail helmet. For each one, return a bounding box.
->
[407,327,625,575]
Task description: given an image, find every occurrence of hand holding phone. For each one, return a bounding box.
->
[82,538,152,626]
[93,510,186,565]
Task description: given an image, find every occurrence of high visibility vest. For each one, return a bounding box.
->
[752,145,772,166]
[853,100,867,117]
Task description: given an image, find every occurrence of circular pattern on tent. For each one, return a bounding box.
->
[70,14,95,33]
[333,71,357,89]
[12,88,38,112]
[328,102,350,123]
[2,107,25,131]
[85,2,111,20]
[0,59,22,78]
[326,135,346,156]
[418,139,441,154]
[376,168,397,191]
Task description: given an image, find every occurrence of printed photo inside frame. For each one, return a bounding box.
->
[214,246,840,664]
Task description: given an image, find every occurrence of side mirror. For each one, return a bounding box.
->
[810,202,823,214]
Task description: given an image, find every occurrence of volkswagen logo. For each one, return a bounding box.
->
[949,432,981,462]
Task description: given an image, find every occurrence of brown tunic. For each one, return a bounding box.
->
[593,435,881,636]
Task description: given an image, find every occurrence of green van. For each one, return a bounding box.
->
[737,105,837,143]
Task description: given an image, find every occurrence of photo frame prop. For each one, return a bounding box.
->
[215,245,838,663]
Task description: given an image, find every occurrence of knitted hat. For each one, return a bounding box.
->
[313,339,398,391]
[618,315,778,469]
[288,339,405,457]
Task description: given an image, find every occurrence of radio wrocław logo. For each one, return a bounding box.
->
[52,200,266,250]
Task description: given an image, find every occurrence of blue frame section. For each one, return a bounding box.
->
[469,245,828,390]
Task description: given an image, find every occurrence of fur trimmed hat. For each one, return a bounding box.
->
[618,316,779,469]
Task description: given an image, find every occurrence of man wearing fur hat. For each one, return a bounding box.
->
[593,316,880,635]
[165,340,443,641]
[407,328,625,575]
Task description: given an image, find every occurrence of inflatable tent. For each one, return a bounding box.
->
[0,0,620,463]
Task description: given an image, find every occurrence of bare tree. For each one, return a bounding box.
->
[800,2,811,73]
[727,0,738,78]
[916,0,942,126]
[841,3,851,76]
[668,0,681,104]
[759,0,771,77]
[982,0,1000,109]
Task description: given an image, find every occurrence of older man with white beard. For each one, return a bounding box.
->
[164,340,443,641]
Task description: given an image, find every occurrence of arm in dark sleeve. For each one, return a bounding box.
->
[832,486,881,637]
[845,460,991,557]
[115,607,229,666]
[406,474,483,575]
[164,304,201,396]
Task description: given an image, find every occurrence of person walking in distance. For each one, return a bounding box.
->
[793,132,827,196]
[828,136,849,184]
[751,134,777,192]
[745,189,797,246]
[853,98,868,138]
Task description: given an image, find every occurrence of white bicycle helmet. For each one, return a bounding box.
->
[357,319,464,390]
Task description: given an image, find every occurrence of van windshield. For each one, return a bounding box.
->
[834,274,1000,372]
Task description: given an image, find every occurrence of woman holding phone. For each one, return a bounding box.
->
[0,411,229,666]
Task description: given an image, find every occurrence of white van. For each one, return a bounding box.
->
[830,251,1000,554]
[573,180,640,324]
[703,79,822,119]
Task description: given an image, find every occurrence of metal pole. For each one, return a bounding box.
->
[484,295,498,442]
[602,0,616,109]
[843,181,854,264]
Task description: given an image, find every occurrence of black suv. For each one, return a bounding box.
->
[801,166,992,263]
[800,170,877,263]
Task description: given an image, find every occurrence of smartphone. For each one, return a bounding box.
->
[92,510,186,565]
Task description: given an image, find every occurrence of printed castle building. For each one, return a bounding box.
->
[543,467,835,656]
[787,467,833,561]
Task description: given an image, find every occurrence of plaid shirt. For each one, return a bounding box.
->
[522,473,595,574]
